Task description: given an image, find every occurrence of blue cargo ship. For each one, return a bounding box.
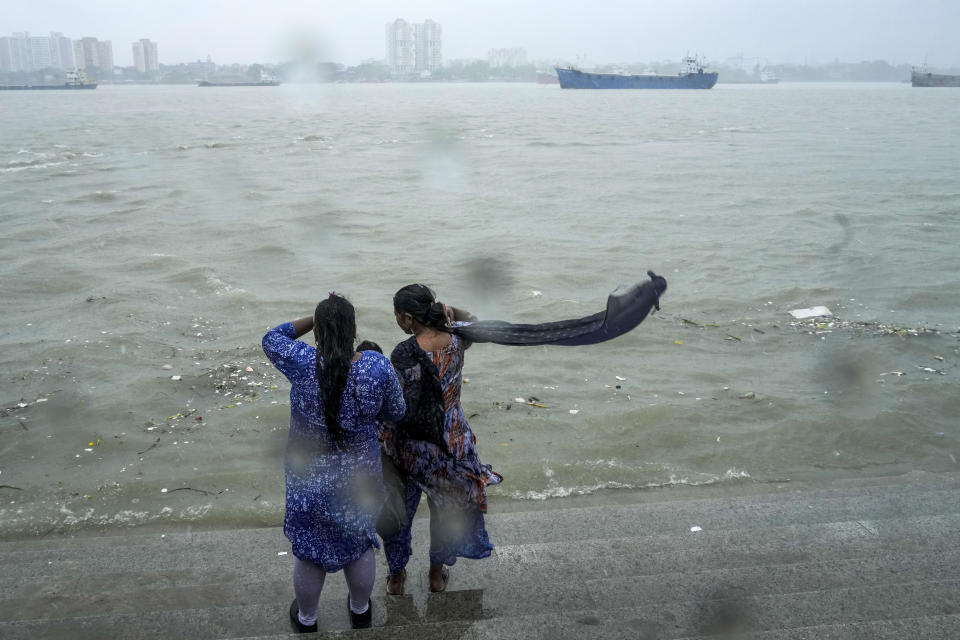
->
[556,55,717,89]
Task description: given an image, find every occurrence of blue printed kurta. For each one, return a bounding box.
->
[263,323,405,572]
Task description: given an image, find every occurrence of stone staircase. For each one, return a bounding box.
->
[2,471,959,639]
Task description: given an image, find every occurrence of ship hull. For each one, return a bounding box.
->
[0,84,97,90]
[911,71,960,87]
[197,80,280,87]
[556,67,717,89]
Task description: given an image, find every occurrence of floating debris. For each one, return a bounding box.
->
[789,306,833,320]
[790,316,939,338]
[915,366,945,375]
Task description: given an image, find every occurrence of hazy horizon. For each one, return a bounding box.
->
[5,0,959,68]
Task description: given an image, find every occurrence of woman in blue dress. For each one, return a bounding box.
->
[380,284,502,595]
[263,294,405,632]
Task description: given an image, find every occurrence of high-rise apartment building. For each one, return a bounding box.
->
[414,20,442,72]
[385,19,415,74]
[386,18,441,75]
[0,32,75,72]
[132,39,159,73]
[51,32,75,69]
[74,37,114,75]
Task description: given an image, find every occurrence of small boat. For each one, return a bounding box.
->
[556,55,717,89]
[0,69,97,91]
[758,70,779,84]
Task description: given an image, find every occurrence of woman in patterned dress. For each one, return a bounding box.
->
[380,284,502,594]
[263,294,405,632]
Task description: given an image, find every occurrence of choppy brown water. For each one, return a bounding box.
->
[1,82,958,537]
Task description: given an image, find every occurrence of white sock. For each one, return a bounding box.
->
[298,610,317,626]
[348,597,369,615]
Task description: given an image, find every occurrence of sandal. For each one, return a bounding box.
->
[386,569,406,596]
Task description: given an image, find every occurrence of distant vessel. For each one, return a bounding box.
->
[723,70,779,85]
[536,71,559,85]
[198,70,280,87]
[556,55,717,89]
[911,67,960,87]
[0,69,97,91]
[758,70,779,84]
[197,79,280,87]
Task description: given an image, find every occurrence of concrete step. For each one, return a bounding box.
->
[3,546,959,626]
[2,579,959,640]
[674,614,960,640]
[0,471,957,639]
[2,510,957,594]
[4,473,958,558]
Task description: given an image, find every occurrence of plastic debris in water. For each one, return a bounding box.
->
[569,409,579,415]
[615,376,626,381]
[162,364,172,370]
[690,526,702,532]
[674,340,683,345]
[246,366,254,372]
[170,375,181,381]
[789,306,832,319]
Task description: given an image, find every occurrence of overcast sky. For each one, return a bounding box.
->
[6,0,959,68]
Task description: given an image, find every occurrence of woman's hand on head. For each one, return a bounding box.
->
[441,304,455,326]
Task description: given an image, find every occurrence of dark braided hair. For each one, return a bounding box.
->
[391,284,449,449]
[393,284,448,330]
[313,294,356,442]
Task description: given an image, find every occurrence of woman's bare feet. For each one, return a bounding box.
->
[428,563,449,592]
[386,570,405,595]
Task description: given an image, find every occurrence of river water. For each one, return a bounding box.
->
[1,82,957,538]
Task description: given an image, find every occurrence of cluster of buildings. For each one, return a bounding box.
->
[0,31,159,76]
[488,47,527,68]
[385,18,442,75]
[0,32,81,72]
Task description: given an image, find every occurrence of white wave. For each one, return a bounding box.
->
[0,161,67,174]
[507,467,752,501]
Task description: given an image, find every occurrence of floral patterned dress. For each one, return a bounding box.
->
[263,323,405,572]
[381,326,502,570]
